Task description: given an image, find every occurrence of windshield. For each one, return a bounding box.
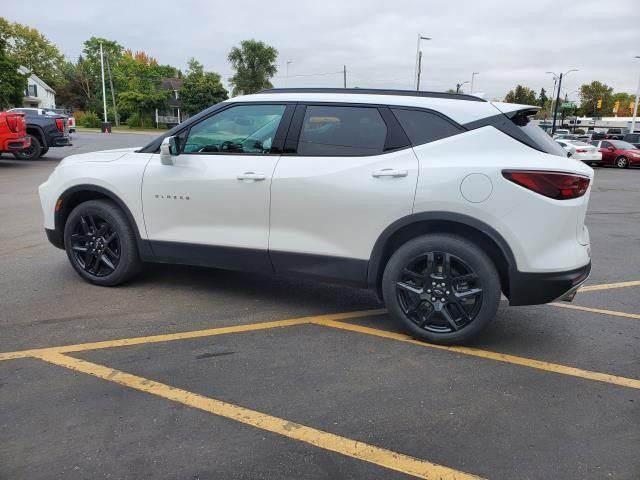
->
[610,140,637,150]
[519,119,567,156]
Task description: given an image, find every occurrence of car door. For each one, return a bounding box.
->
[599,140,615,164]
[269,103,418,283]
[142,103,292,271]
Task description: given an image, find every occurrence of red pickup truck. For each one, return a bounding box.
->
[0,111,30,156]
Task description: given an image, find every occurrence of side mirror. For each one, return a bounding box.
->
[160,136,179,165]
[608,146,615,151]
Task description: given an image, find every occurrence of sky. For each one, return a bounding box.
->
[3,0,640,101]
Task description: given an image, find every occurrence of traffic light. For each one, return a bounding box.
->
[596,99,602,109]
[613,100,620,113]
[631,101,636,111]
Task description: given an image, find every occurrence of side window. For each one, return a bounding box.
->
[590,141,599,147]
[391,108,462,146]
[601,141,612,149]
[183,104,286,154]
[297,105,387,156]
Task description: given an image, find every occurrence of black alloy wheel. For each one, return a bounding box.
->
[69,213,121,277]
[382,234,501,345]
[396,252,482,334]
[63,199,141,286]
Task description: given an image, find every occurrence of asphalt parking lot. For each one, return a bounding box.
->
[1,132,639,479]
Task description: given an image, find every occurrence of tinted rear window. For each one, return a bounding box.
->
[297,105,387,156]
[518,120,567,157]
[391,108,462,146]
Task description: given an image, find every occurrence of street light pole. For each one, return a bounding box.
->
[631,56,640,133]
[286,60,292,78]
[456,81,469,93]
[470,72,479,93]
[414,34,431,90]
[99,42,108,124]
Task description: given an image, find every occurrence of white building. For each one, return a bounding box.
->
[18,66,56,109]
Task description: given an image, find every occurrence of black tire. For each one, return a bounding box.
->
[40,147,49,156]
[13,135,43,160]
[63,199,142,286]
[615,156,628,169]
[382,234,501,345]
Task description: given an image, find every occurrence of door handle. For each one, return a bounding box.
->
[237,172,266,181]
[372,168,408,178]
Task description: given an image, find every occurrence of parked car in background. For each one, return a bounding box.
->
[605,128,627,140]
[554,133,578,141]
[556,139,602,165]
[39,88,593,345]
[590,139,640,168]
[590,131,606,141]
[622,132,640,148]
[8,108,71,159]
[554,128,570,135]
[45,108,76,133]
[0,111,30,155]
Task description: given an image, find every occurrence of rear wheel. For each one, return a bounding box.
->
[616,156,629,168]
[13,135,42,160]
[382,234,501,345]
[63,200,142,286]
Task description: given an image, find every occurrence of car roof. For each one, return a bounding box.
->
[231,88,510,125]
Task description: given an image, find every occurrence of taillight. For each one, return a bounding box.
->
[502,170,590,200]
[575,149,588,153]
[5,114,20,133]
[55,118,64,132]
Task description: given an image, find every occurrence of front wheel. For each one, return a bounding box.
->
[382,234,501,345]
[63,199,142,286]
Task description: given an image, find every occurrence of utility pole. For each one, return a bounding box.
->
[343,65,347,88]
[549,68,578,134]
[286,60,292,78]
[99,42,108,124]
[416,52,422,91]
[105,54,119,126]
[631,56,640,133]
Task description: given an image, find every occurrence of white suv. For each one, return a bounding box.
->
[39,88,593,344]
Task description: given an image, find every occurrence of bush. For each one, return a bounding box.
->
[76,111,102,128]
[575,128,585,134]
[126,112,154,129]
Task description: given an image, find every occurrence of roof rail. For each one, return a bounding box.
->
[257,87,486,102]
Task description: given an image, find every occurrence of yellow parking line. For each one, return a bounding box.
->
[579,280,640,292]
[0,309,386,361]
[550,303,640,320]
[313,319,640,390]
[36,351,483,480]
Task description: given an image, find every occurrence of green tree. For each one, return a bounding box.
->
[115,50,176,126]
[0,17,65,86]
[611,91,632,117]
[578,81,613,117]
[504,85,537,105]
[179,58,228,115]
[228,40,278,96]
[538,88,548,108]
[0,36,27,108]
[55,60,90,110]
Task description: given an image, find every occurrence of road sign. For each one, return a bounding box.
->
[562,102,576,109]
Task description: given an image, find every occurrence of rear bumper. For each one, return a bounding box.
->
[507,262,591,306]
[1,135,30,151]
[50,135,72,147]
[45,228,65,249]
